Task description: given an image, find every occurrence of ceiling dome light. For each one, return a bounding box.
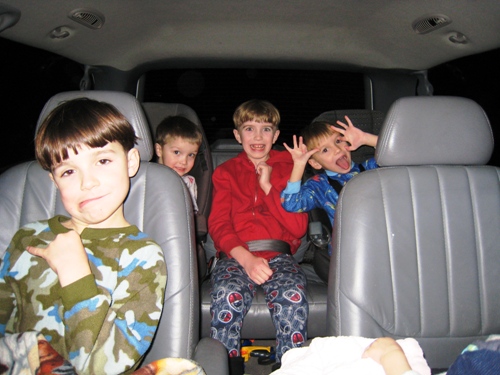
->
[449,32,468,44]
[49,26,71,39]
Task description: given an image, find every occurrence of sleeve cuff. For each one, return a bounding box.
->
[59,274,99,310]
[283,180,301,194]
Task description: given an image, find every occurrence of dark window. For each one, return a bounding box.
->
[143,69,365,146]
[0,38,82,172]
[429,48,500,166]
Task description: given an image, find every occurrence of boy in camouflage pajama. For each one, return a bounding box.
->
[0,98,167,375]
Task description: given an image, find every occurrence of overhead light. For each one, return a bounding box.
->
[49,26,71,39]
[449,32,468,44]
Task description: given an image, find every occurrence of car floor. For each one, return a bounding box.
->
[242,340,276,375]
[242,339,314,375]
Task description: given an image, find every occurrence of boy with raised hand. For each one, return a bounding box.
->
[208,99,309,374]
[0,98,167,375]
[281,116,378,250]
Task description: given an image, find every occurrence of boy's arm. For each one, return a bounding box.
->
[0,241,18,337]
[61,241,166,374]
[336,115,378,151]
[208,167,248,255]
[264,161,309,240]
[283,135,318,183]
[363,337,414,375]
[27,230,91,287]
[281,176,326,218]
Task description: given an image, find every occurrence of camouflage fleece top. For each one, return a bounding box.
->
[0,215,167,375]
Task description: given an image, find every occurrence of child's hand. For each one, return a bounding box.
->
[256,161,272,194]
[242,254,273,285]
[283,135,318,166]
[362,337,412,375]
[336,116,378,151]
[27,230,92,287]
[230,246,273,284]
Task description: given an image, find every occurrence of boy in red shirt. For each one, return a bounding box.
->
[208,99,309,373]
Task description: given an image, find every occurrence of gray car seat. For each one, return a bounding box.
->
[327,96,500,370]
[0,91,228,375]
[141,102,213,226]
[142,103,214,280]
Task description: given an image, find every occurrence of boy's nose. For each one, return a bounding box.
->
[81,173,99,190]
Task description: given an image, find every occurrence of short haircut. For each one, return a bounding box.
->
[233,99,280,129]
[35,98,138,171]
[155,116,203,147]
[301,121,340,150]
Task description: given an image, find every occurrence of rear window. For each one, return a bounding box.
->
[142,69,365,146]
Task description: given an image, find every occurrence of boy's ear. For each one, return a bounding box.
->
[272,129,280,144]
[154,143,162,158]
[127,148,141,178]
[308,157,323,170]
[233,129,242,144]
[48,172,58,188]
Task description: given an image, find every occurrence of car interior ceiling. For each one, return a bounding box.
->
[0,2,499,375]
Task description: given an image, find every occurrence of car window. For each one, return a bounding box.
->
[0,38,82,173]
[142,68,365,146]
[429,47,500,166]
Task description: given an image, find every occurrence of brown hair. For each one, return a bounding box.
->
[35,98,138,171]
[155,115,202,147]
[233,99,280,129]
[301,121,340,150]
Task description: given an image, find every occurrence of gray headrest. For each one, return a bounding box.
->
[376,96,494,166]
[36,91,153,161]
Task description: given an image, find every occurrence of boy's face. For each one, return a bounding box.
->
[50,141,140,233]
[308,131,352,173]
[233,120,279,166]
[155,137,199,177]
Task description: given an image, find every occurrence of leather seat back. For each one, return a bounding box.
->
[327,96,500,369]
[0,91,200,363]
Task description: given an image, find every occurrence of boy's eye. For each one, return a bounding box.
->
[174,150,180,155]
[322,148,328,153]
[264,127,272,132]
[61,169,75,177]
[98,159,111,165]
[189,153,197,158]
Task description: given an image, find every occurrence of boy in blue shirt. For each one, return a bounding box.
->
[281,116,378,255]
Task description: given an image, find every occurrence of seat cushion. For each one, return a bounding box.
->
[200,264,327,339]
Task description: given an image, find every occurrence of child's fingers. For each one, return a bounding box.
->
[27,246,44,258]
[343,115,353,126]
[307,148,319,158]
[333,124,346,135]
[283,142,292,152]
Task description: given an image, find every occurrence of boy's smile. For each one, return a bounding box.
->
[155,137,198,177]
[233,120,280,167]
[309,132,352,173]
[50,142,139,233]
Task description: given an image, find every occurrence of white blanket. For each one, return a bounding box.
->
[272,336,430,375]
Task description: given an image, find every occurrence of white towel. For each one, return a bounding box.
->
[272,336,430,375]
